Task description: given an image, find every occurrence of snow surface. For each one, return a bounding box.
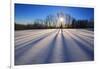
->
[15,29,94,65]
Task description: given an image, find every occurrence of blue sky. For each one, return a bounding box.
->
[15,4,94,24]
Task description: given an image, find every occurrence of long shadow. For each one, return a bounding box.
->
[20,29,60,65]
[15,30,57,64]
[64,31,94,60]
[45,29,74,63]
[77,33,94,39]
[67,30,94,48]
[61,29,72,62]
[15,30,46,41]
[15,30,35,37]
[43,29,60,63]
[79,29,93,34]
[72,30,94,39]
[15,30,56,48]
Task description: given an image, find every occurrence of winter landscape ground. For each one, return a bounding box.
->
[15,29,94,65]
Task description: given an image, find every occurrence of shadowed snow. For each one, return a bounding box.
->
[15,29,94,65]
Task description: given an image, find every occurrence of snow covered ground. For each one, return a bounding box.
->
[15,29,94,65]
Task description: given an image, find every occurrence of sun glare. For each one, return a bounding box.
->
[59,17,64,22]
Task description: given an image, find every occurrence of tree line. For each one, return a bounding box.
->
[15,20,94,30]
[15,14,94,30]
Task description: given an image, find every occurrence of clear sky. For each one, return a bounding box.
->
[15,4,94,24]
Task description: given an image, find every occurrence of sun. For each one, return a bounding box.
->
[59,17,64,22]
